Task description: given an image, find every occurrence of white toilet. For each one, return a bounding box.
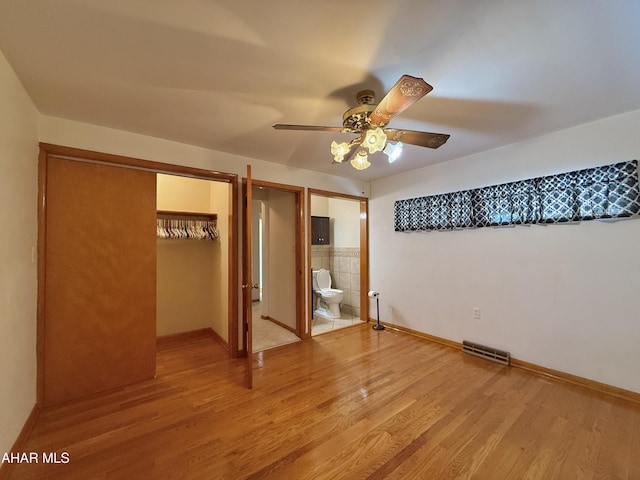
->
[312,269,344,319]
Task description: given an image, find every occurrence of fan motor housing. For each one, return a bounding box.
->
[342,89,379,132]
[356,89,376,105]
[342,104,376,132]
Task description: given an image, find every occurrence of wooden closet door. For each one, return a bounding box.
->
[44,157,157,405]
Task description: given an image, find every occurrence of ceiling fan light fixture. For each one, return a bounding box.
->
[330,140,351,163]
[351,150,371,170]
[383,141,403,163]
[274,75,449,171]
[363,126,387,154]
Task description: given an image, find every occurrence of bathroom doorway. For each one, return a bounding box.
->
[250,180,305,350]
[308,189,369,336]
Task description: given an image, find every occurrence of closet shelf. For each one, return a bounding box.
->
[157,210,219,240]
[157,210,217,220]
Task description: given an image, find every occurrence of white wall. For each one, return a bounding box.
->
[310,195,329,216]
[0,51,39,455]
[329,198,360,248]
[157,174,212,212]
[370,109,640,393]
[265,189,297,329]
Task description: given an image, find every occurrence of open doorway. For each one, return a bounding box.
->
[250,180,305,351]
[308,189,369,336]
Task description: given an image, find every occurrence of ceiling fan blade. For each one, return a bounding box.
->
[273,124,345,132]
[384,129,450,149]
[368,75,433,127]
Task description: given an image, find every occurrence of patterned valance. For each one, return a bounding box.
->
[394,160,640,232]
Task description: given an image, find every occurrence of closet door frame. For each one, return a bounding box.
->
[37,143,239,404]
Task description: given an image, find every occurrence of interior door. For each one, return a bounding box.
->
[251,200,261,302]
[242,165,254,388]
[43,157,157,405]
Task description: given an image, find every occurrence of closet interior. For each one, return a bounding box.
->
[156,173,230,346]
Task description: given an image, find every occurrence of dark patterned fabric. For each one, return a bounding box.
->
[394,160,640,232]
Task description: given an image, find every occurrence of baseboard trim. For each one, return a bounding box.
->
[157,328,229,353]
[372,319,640,404]
[0,403,41,480]
[262,315,297,335]
[372,319,461,349]
[207,328,230,353]
[509,358,640,404]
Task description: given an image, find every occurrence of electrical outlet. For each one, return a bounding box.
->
[472,308,481,319]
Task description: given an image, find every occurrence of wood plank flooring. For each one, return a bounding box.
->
[6,324,640,479]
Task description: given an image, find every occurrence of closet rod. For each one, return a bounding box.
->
[157,210,217,220]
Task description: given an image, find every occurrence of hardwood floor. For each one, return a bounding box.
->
[6,324,640,479]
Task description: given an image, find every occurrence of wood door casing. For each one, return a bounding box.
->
[242,165,253,388]
[250,179,305,338]
[43,157,157,405]
[307,189,369,328]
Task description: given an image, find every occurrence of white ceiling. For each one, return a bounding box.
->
[1,0,639,181]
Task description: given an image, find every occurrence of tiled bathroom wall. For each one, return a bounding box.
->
[311,245,360,318]
[310,245,331,270]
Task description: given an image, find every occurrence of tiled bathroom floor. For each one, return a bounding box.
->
[252,302,301,352]
[311,311,365,335]
[252,302,365,348]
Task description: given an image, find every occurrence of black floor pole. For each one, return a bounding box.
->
[372,296,385,330]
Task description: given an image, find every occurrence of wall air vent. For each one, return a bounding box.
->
[462,340,510,366]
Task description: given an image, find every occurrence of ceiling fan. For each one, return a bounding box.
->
[273,75,450,170]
